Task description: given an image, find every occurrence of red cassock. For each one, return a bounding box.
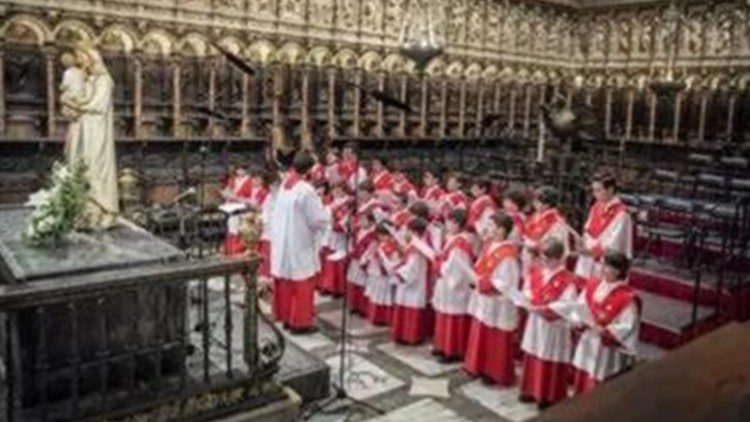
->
[463,241,520,386]
[222,175,253,256]
[571,278,641,395]
[319,197,351,295]
[432,233,475,358]
[269,171,331,330]
[320,197,352,295]
[390,238,433,345]
[365,237,401,326]
[519,265,578,405]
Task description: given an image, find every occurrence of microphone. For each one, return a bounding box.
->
[171,187,197,205]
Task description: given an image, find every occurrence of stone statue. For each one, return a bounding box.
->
[61,43,119,230]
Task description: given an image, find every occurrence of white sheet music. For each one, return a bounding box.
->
[218,202,248,214]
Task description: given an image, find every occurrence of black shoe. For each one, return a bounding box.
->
[283,323,291,330]
[290,325,319,335]
[481,377,497,386]
[518,394,535,404]
[537,401,552,411]
[431,349,443,357]
[439,355,462,364]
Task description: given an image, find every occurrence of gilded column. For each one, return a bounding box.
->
[458,77,466,137]
[604,87,613,138]
[0,46,4,135]
[376,72,385,137]
[647,93,656,141]
[207,57,217,138]
[171,54,182,138]
[523,84,532,138]
[241,72,251,137]
[672,92,682,143]
[624,89,634,141]
[271,64,283,132]
[726,93,736,140]
[476,79,485,137]
[508,85,517,130]
[352,68,362,138]
[301,65,311,141]
[133,52,143,138]
[493,80,501,113]
[43,45,56,138]
[420,75,428,138]
[698,90,708,143]
[399,73,408,137]
[439,79,448,137]
[327,66,337,140]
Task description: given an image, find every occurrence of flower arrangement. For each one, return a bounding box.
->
[24,160,90,248]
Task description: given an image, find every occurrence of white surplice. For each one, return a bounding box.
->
[571,281,640,381]
[432,234,474,315]
[467,244,521,331]
[269,173,331,281]
[520,267,578,363]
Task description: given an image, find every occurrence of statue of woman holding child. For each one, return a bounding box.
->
[59,42,119,230]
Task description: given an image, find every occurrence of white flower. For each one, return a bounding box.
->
[25,188,52,207]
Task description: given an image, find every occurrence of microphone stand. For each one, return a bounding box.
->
[302,155,384,420]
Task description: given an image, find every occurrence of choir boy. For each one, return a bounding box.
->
[258,169,280,279]
[365,223,401,326]
[440,172,469,217]
[346,213,378,316]
[432,209,475,362]
[268,151,331,333]
[575,173,633,279]
[319,183,352,296]
[390,217,434,345]
[341,142,367,190]
[467,178,497,254]
[221,165,254,255]
[371,156,394,193]
[519,238,578,409]
[502,187,528,244]
[324,148,342,185]
[392,167,418,199]
[522,186,569,281]
[570,250,641,394]
[463,212,521,386]
[422,170,445,217]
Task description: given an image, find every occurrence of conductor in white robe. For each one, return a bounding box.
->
[269,150,331,333]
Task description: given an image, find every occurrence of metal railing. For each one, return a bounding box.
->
[0,256,284,422]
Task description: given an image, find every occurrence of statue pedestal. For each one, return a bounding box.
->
[0,206,280,421]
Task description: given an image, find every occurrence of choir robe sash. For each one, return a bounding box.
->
[440,191,469,216]
[373,238,402,276]
[475,242,518,295]
[584,198,628,258]
[529,266,575,321]
[329,196,353,232]
[584,278,642,347]
[351,228,377,261]
[393,177,416,196]
[423,186,445,202]
[392,208,414,229]
[372,170,394,192]
[434,233,474,275]
[525,208,564,242]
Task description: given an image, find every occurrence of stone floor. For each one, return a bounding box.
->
[212,277,666,421]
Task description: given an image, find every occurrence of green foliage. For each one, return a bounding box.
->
[24,160,90,248]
